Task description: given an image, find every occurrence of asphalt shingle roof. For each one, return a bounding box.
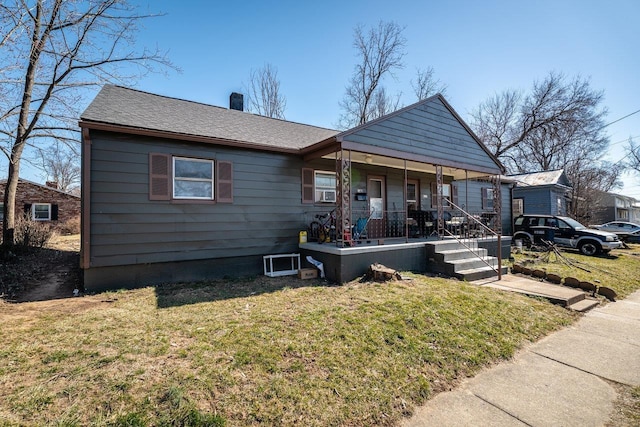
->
[80,85,339,150]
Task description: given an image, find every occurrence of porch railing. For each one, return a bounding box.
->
[440,200,503,280]
[345,208,500,241]
[345,205,503,279]
[305,207,503,279]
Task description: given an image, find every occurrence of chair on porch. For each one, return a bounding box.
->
[353,217,370,241]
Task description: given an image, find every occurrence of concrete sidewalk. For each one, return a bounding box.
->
[402,289,640,426]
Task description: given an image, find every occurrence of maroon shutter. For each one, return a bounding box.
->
[217,161,233,203]
[149,153,171,200]
[302,168,314,204]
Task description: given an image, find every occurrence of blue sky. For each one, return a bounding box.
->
[23,0,640,196]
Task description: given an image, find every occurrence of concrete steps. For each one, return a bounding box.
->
[426,239,504,281]
[456,265,510,282]
[567,298,600,312]
[474,275,600,311]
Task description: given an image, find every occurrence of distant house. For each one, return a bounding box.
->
[79,85,507,290]
[589,192,640,225]
[0,178,80,226]
[509,170,572,217]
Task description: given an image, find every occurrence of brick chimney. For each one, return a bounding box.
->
[230,92,243,111]
[45,181,59,189]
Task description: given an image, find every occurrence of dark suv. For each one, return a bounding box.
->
[513,214,623,256]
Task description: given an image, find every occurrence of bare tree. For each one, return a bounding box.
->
[338,21,406,128]
[470,72,618,221]
[0,0,173,245]
[369,86,402,120]
[470,89,522,168]
[411,66,447,100]
[567,160,622,223]
[624,137,640,175]
[471,72,608,167]
[245,63,286,119]
[38,142,80,194]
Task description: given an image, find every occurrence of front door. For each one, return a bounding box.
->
[368,175,386,238]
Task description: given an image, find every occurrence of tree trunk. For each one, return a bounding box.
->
[2,147,25,246]
[2,1,44,246]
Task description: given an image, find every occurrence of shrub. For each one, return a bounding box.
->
[14,214,54,248]
[56,217,81,235]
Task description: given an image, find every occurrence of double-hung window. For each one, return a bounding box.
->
[173,157,215,200]
[314,171,336,203]
[301,168,337,204]
[149,153,233,203]
[32,203,52,221]
[482,188,494,210]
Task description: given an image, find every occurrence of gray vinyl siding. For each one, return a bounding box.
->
[341,98,500,173]
[89,131,317,268]
[513,187,556,215]
[453,180,513,235]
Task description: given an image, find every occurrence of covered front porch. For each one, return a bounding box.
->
[299,95,508,283]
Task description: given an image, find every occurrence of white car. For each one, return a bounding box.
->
[592,221,640,236]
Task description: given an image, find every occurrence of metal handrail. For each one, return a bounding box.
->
[442,199,502,280]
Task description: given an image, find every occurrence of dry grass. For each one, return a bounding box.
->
[512,244,640,298]
[0,274,577,426]
[46,233,81,252]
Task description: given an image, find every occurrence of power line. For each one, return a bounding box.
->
[609,134,640,147]
[602,108,640,129]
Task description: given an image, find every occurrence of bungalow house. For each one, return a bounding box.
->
[0,178,80,228]
[79,85,507,290]
[509,169,572,217]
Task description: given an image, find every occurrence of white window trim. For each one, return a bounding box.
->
[314,170,336,203]
[32,203,51,221]
[173,156,215,200]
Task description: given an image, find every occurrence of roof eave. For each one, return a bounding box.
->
[79,120,302,155]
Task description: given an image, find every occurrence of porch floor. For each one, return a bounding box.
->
[299,236,439,255]
[300,235,507,254]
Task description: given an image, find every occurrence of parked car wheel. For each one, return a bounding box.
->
[514,234,532,248]
[578,240,601,256]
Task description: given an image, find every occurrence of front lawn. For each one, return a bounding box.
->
[0,274,576,426]
[512,243,640,298]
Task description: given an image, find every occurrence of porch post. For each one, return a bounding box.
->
[492,175,503,279]
[404,160,408,242]
[436,165,444,237]
[465,169,469,234]
[465,170,468,212]
[336,149,352,247]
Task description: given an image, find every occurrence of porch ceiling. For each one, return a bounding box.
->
[321,151,492,180]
